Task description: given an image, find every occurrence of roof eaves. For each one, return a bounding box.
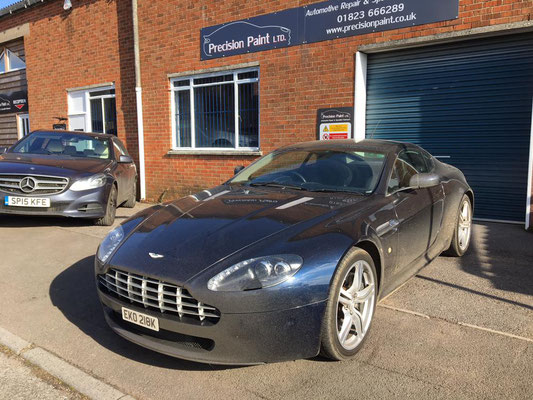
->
[0,0,49,19]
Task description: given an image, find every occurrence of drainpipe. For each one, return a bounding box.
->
[132,0,146,200]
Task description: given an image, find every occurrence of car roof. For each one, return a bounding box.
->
[280,139,410,153]
[31,129,117,140]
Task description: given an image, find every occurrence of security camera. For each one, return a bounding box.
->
[63,0,72,10]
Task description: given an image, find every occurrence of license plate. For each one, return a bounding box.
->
[121,307,159,332]
[4,196,50,208]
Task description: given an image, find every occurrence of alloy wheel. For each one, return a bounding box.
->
[336,260,376,350]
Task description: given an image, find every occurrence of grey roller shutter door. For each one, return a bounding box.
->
[366,33,533,222]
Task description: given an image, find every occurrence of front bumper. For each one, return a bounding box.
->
[97,288,326,365]
[0,186,108,218]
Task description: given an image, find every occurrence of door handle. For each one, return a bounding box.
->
[377,219,400,237]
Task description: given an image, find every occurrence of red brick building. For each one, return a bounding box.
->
[1,0,533,228]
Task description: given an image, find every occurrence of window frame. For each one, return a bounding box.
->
[170,67,260,152]
[0,48,26,75]
[67,85,116,134]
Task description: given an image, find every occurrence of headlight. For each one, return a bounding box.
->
[70,173,107,191]
[97,225,125,263]
[207,255,303,292]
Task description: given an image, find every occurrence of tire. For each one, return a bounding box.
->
[444,194,472,257]
[122,180,136,208]
[94,185,117,226]
[320,247,378,361]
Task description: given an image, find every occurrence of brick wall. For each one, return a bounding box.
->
[0,0,138,160]
[136,0,533,201]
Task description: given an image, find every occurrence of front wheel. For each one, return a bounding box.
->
[320,247,377,360]
[445,194,472,257]
[94,185,117,226]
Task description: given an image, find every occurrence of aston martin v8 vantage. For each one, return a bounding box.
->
[95,139,473,364]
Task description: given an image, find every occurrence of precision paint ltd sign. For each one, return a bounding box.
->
[200,0,459,60]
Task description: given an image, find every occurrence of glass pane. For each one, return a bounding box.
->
[175,90,191,147]
[237,71,258,80]
[194,84,235,148]
[238,82,259,148]
[89,89,115,97]
[0,52,5,74]
[104,97,117,135]
[193,74,233,85]
[69,115,86,131]
[7,50,26,70]
[90,99,104,133]
[173,80,190,87]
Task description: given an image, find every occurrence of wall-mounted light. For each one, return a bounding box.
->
[63,0,72,11]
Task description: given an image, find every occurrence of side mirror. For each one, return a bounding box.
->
[409,173,440,189]
[119,155,133,163]
[234,165,245,175]
[0,147,7,154]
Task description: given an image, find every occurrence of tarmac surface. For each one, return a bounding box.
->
[0,204,532,400]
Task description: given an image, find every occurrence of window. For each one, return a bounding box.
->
[171,68,259,150]
[0,48,26,75]
[388,156,418,194]
[399,149,429,173]
[68,86,117,135]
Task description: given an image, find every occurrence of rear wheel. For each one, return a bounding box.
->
[445,194,472,257]
[94,185,117,226]
[123,180,136,208]
[321,247,377,360]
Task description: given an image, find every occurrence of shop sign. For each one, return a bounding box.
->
[317,107,353,140]
[0,90,28,114]
[201,0,459,60]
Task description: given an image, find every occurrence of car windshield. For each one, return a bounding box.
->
[230,148,386,194]
[10,131,111,160]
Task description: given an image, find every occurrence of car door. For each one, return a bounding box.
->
[112,139,134,204]
[389,149,444,270]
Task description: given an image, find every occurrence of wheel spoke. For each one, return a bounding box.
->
[338,309,352,344]
[349,262,364,294]
[355,283,375,303]
[350,306,364,336]
[339,289,353,306]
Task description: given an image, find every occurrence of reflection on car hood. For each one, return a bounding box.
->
[110,185,367,283]
[0,153,112,177]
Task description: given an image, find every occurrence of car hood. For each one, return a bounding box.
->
[0,153,112,177]
[110,185,367,283]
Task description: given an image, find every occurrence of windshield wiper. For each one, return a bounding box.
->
[248,182,304,190]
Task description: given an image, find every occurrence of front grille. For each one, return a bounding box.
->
[98,268,221,323]
[0,174,69,195]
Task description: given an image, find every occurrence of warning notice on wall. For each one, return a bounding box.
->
[317,107,353,140]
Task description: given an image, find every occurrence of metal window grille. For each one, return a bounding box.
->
[171,68,259,150]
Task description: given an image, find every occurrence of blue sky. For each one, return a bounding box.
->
[0,0,21,10]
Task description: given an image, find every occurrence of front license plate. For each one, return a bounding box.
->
[4,196,50,208]
[121,307,159,332]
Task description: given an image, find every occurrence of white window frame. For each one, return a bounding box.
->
[0,48,26,75]
[170,67,260,152]
[17,113,30,139]
[67,85,115,133]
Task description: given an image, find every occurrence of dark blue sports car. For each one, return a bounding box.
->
[95,139,473,364]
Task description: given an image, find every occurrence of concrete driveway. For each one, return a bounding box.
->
[0,205,531,400]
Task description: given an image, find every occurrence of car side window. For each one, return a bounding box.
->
[398,150,428,173]
[112,139,129,159]
[387,157,418,194]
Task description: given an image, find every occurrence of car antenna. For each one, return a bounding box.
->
[369,120,381,139]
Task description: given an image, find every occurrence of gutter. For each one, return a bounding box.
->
[0,0,48,19]
[132,0,146,200]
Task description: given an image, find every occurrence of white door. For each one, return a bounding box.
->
[17,114,30,139]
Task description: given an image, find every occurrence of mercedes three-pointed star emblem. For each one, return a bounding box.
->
[19,177,37,193]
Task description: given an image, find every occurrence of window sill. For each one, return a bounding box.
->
[167,149,262,156]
